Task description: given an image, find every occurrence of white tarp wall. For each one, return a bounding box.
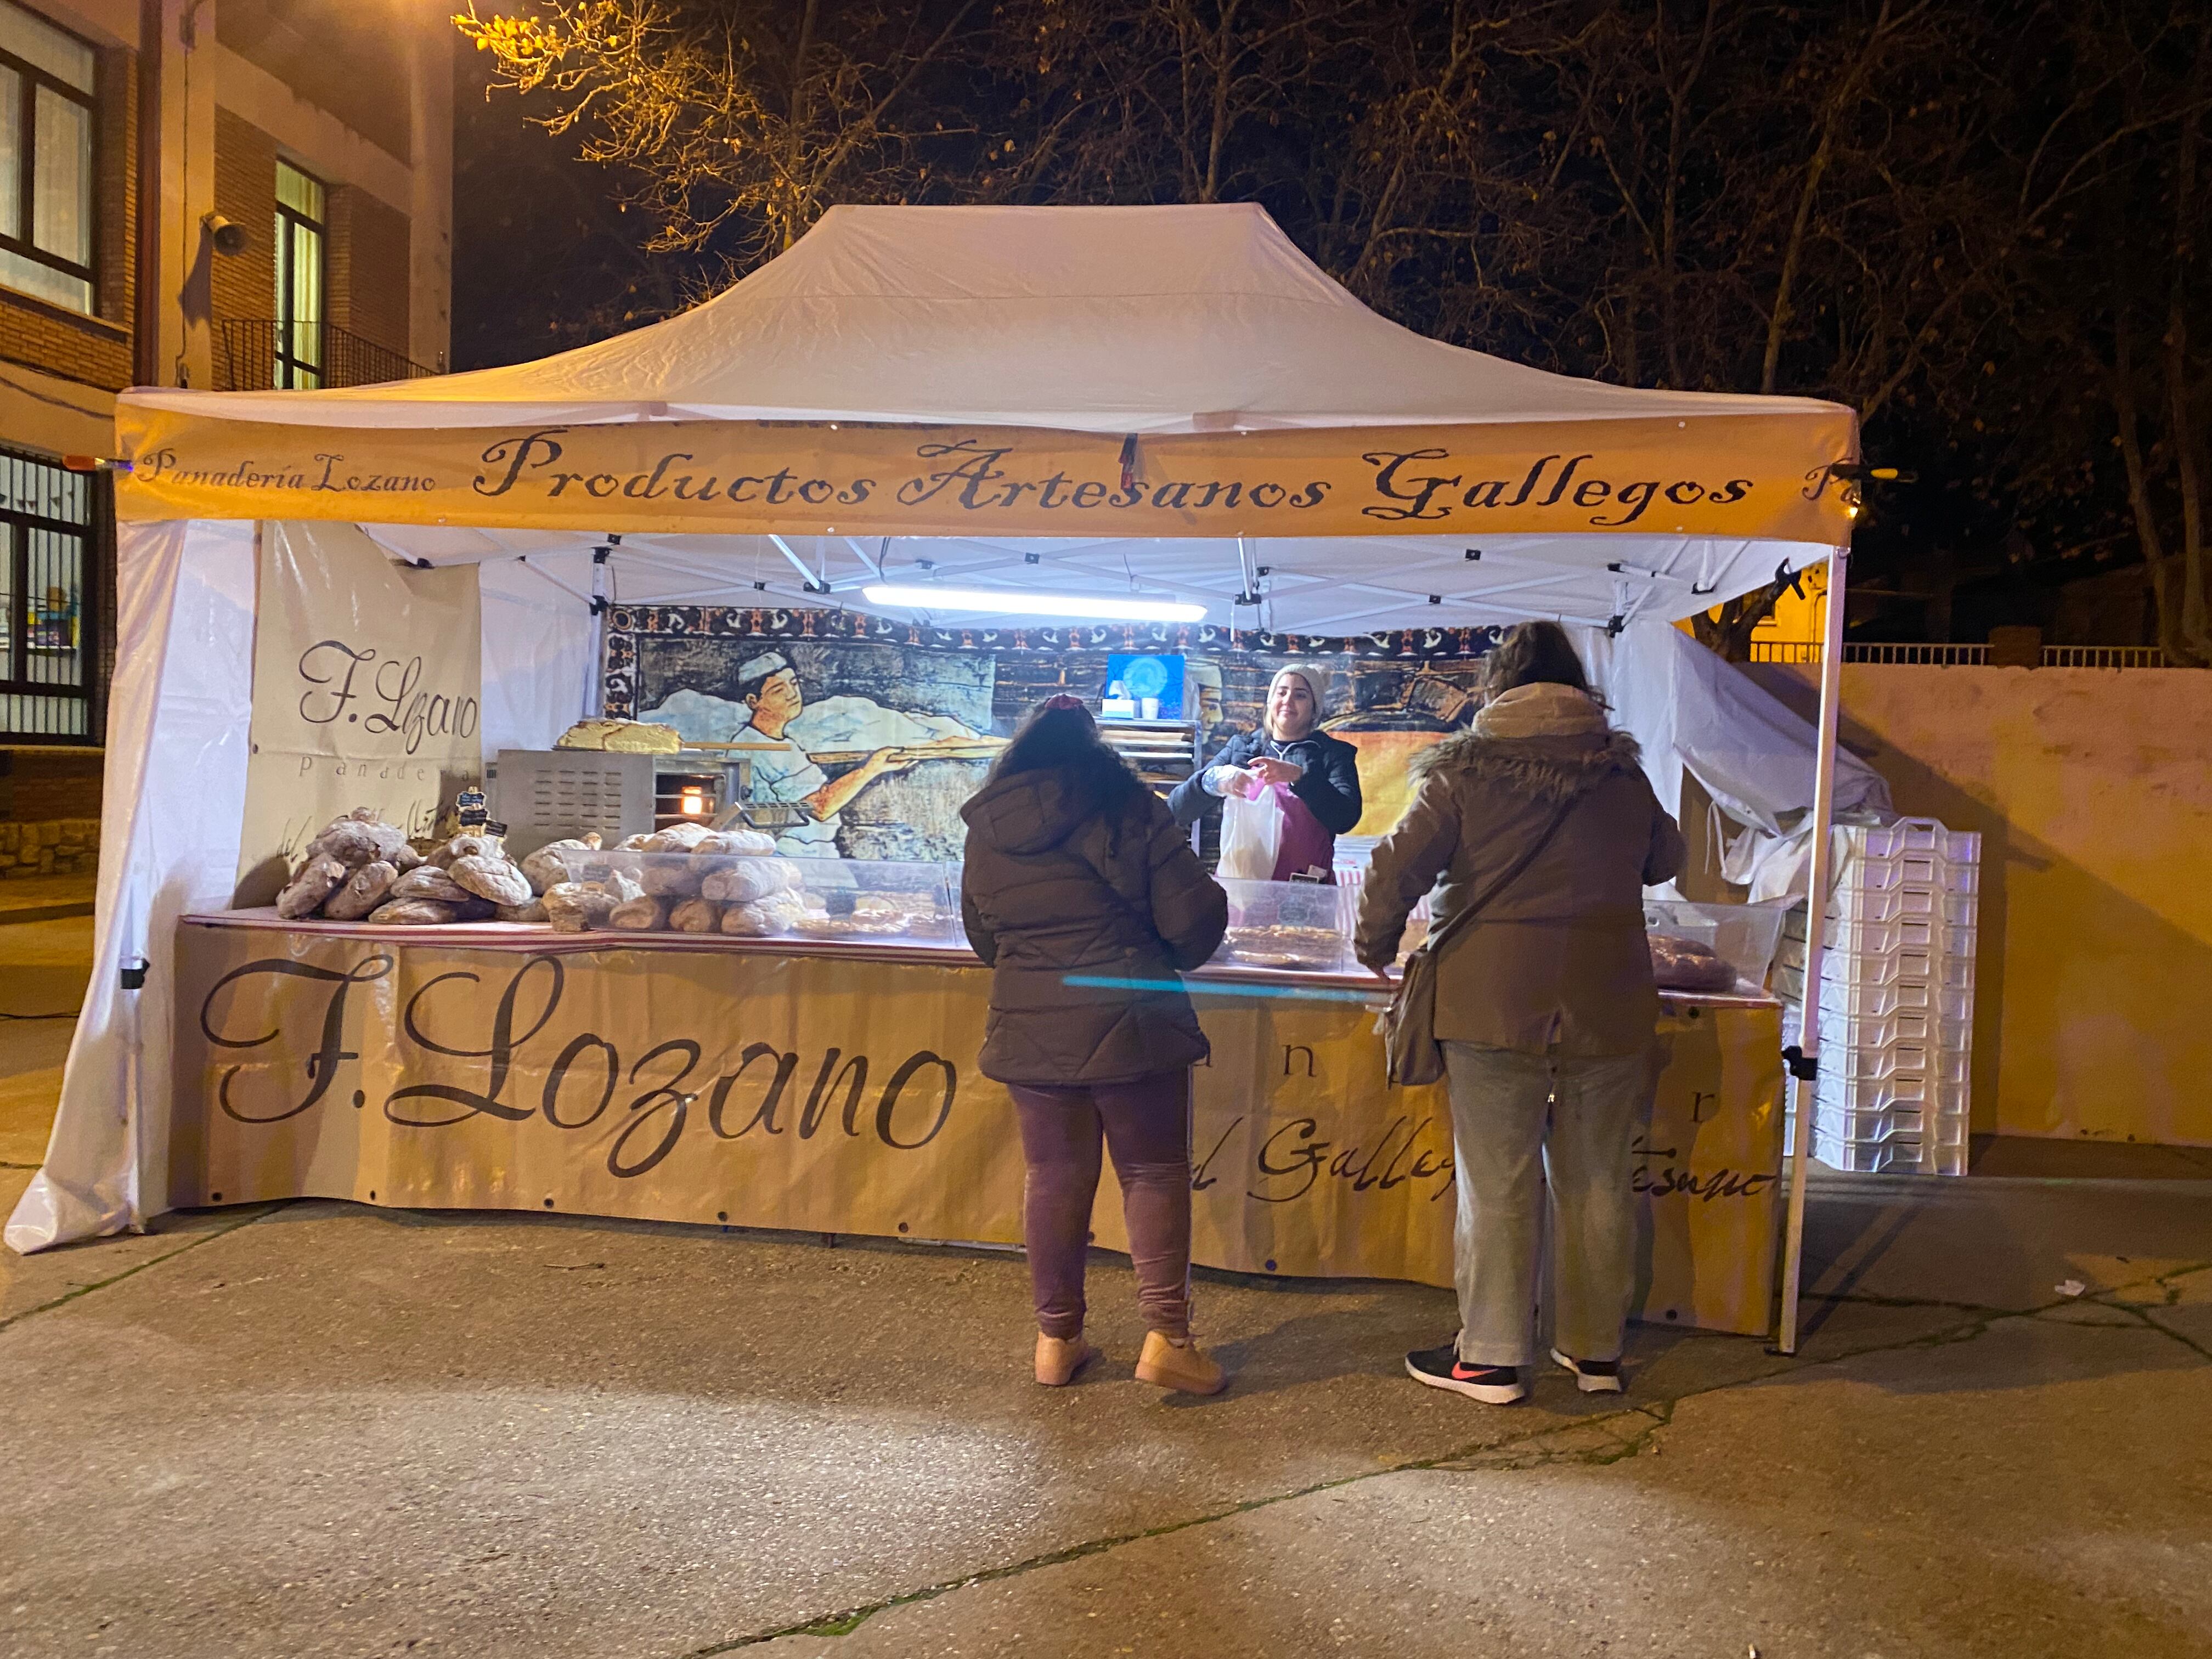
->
[1601,622,1889,899]
[5,520,256,1252]
[5,526,595,1252]
[476,553,597,754]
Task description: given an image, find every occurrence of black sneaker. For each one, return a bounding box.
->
[1549,1348,1624,1393]
[1405,1343,1526,1403]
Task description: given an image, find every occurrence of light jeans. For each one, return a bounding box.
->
[1440,1040,1654,1367]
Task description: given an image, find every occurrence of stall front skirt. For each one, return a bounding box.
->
[174,916,1786,1335]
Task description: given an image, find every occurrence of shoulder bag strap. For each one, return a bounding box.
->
[1416,786,1586,958]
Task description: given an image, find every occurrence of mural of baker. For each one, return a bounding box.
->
[725,651,995,857]
[1169,665,1364,881]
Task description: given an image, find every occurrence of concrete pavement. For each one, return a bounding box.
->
[2,910,2208,1658]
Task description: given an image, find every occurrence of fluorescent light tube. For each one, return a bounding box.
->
[861,584,1207,624]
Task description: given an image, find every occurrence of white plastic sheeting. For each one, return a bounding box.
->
[5,520,256,1253]
[5,524,558,1254]
[121,204,1850,436]
[1603,623,1889,901]
[477,552,597,755]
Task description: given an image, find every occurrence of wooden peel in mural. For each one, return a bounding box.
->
[641,644,1005,860]
[708,740,1008,766]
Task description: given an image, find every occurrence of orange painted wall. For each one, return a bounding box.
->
[1752,663,2212,1147]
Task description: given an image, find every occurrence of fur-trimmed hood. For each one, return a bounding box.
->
[1413,718,1645,806]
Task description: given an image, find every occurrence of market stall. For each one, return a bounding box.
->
[12,202,1865,1347]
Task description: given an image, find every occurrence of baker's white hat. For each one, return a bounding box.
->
[737,650,792,691]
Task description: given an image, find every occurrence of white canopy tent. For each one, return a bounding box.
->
[13,203,1867,1350]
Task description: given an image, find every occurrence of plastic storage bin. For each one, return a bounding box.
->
[1811,1070,1969,1117]
[1844,819,1984,864]
[1643,898,1793,992]
[1808,1128,1967,1176]
[1779,918,1978,962]
[1833,849,1982,896]
[1826,884,1980,928]
[1798,1098,1969,1148]
[1806,975,1975,1023]
[1818,1009,1974,1055]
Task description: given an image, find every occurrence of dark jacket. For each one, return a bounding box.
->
[1167,726,1364,836]
[961,769,1229,1085]
[1354,684,1685,1057]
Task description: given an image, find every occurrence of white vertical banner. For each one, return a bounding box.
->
[235,521,482,905]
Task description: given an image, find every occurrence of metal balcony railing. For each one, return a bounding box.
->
[1748,641,2172,669]
[215,319,438,392]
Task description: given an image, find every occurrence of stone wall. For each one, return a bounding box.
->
[0,819,99,877]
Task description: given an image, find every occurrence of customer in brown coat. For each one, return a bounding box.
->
[1356,622,1685,1406]
[961,694,1231,1393]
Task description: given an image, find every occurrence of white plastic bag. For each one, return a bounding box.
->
[1217,783,1283,880]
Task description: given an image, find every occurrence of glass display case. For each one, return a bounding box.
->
[1209,877,1355,973]
[783,858,963,945]
[548,844,960,944]
[1644,898,1792,995]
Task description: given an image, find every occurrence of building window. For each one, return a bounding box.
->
[0,446,98,741]
[0,1,97,316]
[273,160,325,388]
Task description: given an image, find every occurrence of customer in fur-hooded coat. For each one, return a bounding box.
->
[1356,621,1684,1407]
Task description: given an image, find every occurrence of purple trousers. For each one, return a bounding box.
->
[1006,1069,1194,1341]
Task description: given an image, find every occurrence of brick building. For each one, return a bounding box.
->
[0,0,450,810]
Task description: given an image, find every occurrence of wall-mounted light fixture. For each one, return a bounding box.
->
[201,213,249,256]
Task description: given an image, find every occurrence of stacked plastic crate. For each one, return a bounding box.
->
[1775,819,1980,1175]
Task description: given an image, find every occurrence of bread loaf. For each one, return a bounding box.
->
[276,854,349,919]
[1649,933,1736,992]
[641,858,704,898]
[366,898,466,926]
[322,860,398,921]
[449,853,533,907]
[544,883,618,933]
[390,865,475,906]
[693,827,776,859]
[608,894,668,931]
[668,898,722,934]
[521,836,599,895]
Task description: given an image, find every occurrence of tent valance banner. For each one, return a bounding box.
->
[234,521,482,905]
[115,410,1858,544]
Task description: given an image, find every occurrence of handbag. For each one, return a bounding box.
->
[1380,791,1584,1087]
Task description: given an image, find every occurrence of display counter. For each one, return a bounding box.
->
[172,909,1786,1335]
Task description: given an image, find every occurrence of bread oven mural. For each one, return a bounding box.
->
[1327,666,1487,838]
[605,609,1503,860]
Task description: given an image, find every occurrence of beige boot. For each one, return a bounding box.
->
[1135,1330,1227,1396]
[1035,1332,1099,1386]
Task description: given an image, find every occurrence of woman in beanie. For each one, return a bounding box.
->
[1169,664,1363,881]
[960,695,1232,1394]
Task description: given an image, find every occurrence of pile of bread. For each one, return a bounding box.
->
[1647,932,1737,992]
[536,820,812,936]
[274,810,540,925]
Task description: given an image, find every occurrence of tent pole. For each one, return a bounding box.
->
[585,549,610,719]
[1773,538,1851,1356]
